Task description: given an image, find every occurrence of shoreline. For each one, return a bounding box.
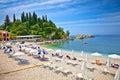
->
[41,43,112,58]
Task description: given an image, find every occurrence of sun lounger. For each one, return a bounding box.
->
[91,61,96,64]
[96,60,103,65]
[48,64,57,70]
[76,73,84,80]
[66,55,71,59]
[54,67,63,73]
[87,66,96,72]
[111,64,119,68]
[43,64,50,68]
[55,58,62,62]
[102,68,110,75]
[61,69,72,76]
[40,58,49,61]
[18,59,30,64]
[86,77,94,80]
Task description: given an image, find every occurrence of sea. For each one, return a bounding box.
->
[43,34,120,57]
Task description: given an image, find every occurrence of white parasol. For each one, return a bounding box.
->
[106,57,111,67]
[91,52,102,57]
[115,66,120,80]
[108,54,120,59]
[81,50,84,56]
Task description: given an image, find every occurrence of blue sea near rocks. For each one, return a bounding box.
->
[43,34,120,57]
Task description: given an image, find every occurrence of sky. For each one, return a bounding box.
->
[0,0,120,35]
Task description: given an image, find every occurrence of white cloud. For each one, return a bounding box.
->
[0,0,17,3]
[56,11,120,27]
[0,0,73,14]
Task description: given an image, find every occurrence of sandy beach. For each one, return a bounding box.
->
[0,42,120,80]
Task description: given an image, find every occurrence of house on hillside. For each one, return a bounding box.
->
[0,30,10,41]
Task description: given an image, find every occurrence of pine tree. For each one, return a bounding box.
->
[26,13,28,21]
[32,12,37,24]
[29,12,32,20]
[4,15,10,29]
[45,15,47,22]
[13,14,16,22]
[42,15,45,22]
[21,12,25,22]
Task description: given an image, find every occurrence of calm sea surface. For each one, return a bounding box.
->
[43,34,120,56]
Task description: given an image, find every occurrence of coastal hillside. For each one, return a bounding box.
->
[0,12,70,40]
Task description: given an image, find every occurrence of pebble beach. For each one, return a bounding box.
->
[0,41,120,80]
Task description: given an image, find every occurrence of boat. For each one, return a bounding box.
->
[84,42,88,44]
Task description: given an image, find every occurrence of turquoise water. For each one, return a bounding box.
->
[43,34,120,56]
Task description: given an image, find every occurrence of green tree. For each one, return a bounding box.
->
[21,12,26,22]
[32,12,37,24]
[66,30,70,38]
[4,15,10,29]
[13,14,16,22]
[1,12,70,40]
[26,13,29,21]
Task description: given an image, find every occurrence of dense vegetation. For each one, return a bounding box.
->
[0,12,70,40]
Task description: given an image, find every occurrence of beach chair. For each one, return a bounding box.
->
[48,64,57,70]
[66,55,71,59]
[96,60,103,65]
[102,68,110,75]
[76,73,84,80]
[87,66,96,72]
[40,57,49,61]
[43,64,50,68]
[111,64,119,68]
[54,67,63,73]
[61,69,72,76]
[18,59,30,64]
[91,61,96,64]
[86,77,94,80]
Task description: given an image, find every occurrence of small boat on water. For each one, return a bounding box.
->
[84,42,88,44]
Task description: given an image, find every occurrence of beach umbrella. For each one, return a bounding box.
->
[108,54,120,59]
[91,52,102,57]
[81,51,84,56]
[106,57,111,67]
[115,66,120,80]
[61,55,65,63]
[55,50,61,54]
[49,53,53,61]
[71,49,74,56]
[13,52,25,56]
[81,61,87,71]
[85,54,88,62]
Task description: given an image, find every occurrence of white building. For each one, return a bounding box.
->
[16,35,41,42]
